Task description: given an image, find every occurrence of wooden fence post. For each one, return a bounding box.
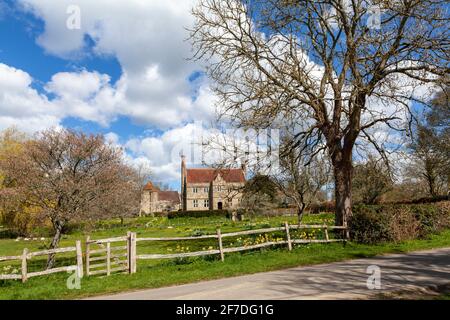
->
[128,232,137,274]
[21,248,28,283]
[106,242,111,276]
[217,228,224,262]
[344,223,350,241]
[85,236,90,276]
[76,240,83,279]
[284,222,292,251]
[126,231,131,272]
[324,225,329,243]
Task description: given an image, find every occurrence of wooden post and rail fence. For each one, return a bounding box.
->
[133,224,348,271]
[0,241,83,283]
[0,223,348,281]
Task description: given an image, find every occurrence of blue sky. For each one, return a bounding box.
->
[0,0,216,190]
[0,1,439,190]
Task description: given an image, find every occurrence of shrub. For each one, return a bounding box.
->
[412,202,450,236]
[0,206,46,237]
[349,201,450,244]
[349,205,391,244]
[308,201,335,214]
[388,206,420,242]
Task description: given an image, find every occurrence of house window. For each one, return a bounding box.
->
[193,200,199,208]
[204,187,209,193]
[193,187,199,193]
[204,199,209,208]
[217,186,222,191]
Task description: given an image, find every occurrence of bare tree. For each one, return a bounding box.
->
[408,126,444,196]
[404,79,449,197]
[190,0,449,226]
[0,128,140,268]
[275,136,331,224]
[352,154,393,204]
[427,80,450,195]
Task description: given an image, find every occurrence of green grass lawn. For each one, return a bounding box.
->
[0,213,449,300]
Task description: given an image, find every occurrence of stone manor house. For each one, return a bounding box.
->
[140,156,246,214]
[140,182,181,215]
[181,155,246,211]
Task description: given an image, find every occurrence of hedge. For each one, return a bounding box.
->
[349,201,450,244]
[167,209,230,219]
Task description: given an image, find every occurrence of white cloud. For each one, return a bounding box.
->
[2,1,440,188]
[45,70,110,100]
[1,0,219,186]
[104,132,120,145]
[45,69,124,126]
[18,0,215,128]
[0,63,61,132]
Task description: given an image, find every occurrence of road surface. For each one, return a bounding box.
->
[88,247,450,300]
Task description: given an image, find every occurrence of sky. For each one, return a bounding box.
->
[0,0,218,190]
[0,1,439,191]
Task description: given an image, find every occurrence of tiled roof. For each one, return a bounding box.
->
[157,191,180,204]
[186,168,246,184]
[143,182,160,191]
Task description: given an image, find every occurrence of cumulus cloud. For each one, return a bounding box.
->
[18,0,216,128]
[0,0,222,187]
[2,1,439,187]
[0,63,61,132]
[0,63,123,131]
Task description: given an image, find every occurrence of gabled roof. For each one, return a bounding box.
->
[186,168,246,184]
[157,191,180,204]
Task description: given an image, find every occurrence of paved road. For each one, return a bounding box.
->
[88,248,450,300]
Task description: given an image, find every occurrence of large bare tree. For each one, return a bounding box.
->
[0,129,141,268]
[190,0,449,226]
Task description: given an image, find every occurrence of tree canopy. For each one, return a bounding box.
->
[190,0,449,225]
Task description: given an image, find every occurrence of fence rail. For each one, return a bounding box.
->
[0,241,83,282]
[134,223,348,267]
[85,233,132,276]
[0,223,348,281]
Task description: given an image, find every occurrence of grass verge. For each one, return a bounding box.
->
[0,229,449,300]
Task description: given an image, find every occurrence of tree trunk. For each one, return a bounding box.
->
[333,160,353,227]
[297,202,306,226]
[426,173,437,197]
[46,220,64,269]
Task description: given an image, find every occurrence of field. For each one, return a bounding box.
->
[1,213,450,300]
